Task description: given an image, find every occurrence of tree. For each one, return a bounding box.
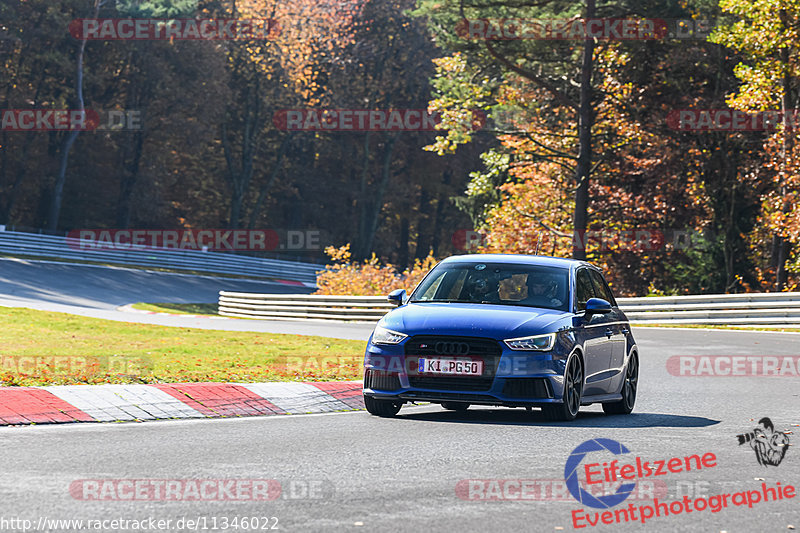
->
[220,0,362,229]
[416,0,618,259]
[47,0,105,231]
[710,0,800,290]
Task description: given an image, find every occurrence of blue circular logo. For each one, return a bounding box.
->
[564,438,636,509]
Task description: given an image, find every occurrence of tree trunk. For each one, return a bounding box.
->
[430,170,451,257]
[116,130,144,228]
[1,12,45,225]
[775,8,792,291]
[355,132,372,258]
[48,0,100,231]
[1,134,35,224]
[222,72,261,229]
[724,178,737,292]
[248,135,291,229]
[414,188,430,260]
[572,0,595,260]
[399,217,409,269]
[364,135,399,255]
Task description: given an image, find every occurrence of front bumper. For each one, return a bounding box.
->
[364,389,557,408]
[363,334,573,405]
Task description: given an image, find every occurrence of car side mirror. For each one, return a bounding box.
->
[387,289,407,307]
[584,297,612,315]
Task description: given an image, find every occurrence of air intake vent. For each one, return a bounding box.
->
[502,378,553,399]
[364,369,401,391]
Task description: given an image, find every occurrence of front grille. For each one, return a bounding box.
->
[405,336,501,392]
[502,378,553,399]
[405,336,501,357]
[364,369,401,391]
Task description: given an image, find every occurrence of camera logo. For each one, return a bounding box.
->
[564,438,637,509]
[736,417,790,467]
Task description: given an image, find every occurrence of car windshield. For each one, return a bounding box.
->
[409,262,570,312]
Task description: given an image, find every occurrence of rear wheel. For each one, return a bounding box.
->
[364,395,402,417]
[441,402,469,411]
[603,353,638,415]
[542,354,583,421]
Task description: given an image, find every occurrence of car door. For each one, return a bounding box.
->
[574,268,613,396]
[588,269,628,375]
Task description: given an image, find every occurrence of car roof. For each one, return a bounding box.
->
[440,253,596,270]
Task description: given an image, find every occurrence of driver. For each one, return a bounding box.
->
[525,273,563,308]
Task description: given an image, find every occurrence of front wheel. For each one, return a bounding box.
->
[603,353,638,415]
[541,354,583,421]
[364,395,402,417]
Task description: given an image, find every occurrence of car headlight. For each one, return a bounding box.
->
[371,325,408,345]
[504,333,556,351]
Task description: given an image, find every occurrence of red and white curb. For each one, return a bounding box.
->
[0,381,363,425]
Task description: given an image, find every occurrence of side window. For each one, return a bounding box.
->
[575,269,596,312]
[589,270,617,307]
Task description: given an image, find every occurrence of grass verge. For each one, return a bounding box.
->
[0,307,365,386]
[131,302,219,315]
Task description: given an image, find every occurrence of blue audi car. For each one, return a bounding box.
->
[362,254,638,421]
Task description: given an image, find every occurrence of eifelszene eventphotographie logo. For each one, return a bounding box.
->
[565,438,795,529]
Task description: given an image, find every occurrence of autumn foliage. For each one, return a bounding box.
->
[315,244,437,295]
[3,0,800,297]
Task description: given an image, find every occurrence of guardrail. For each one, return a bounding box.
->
[218,291,800,326]
[618,292,800,326]
[0,229,321,285]
[218,293,393,320]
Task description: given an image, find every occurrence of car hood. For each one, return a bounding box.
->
[378,302,569,340]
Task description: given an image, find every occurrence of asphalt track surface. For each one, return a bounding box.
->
[0,257,370,339]
[1,259,799,532]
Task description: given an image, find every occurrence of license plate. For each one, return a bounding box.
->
[418,358,483,376]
